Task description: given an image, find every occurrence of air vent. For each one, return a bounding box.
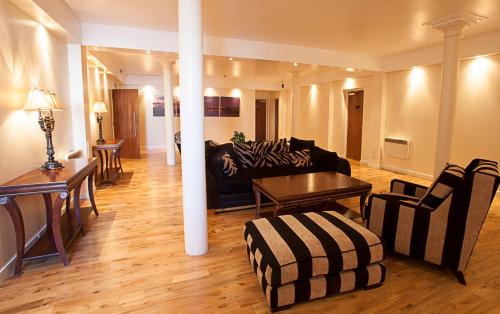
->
[384,138,409,159]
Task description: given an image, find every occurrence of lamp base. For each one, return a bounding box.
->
[41,160,64,170]
[96,138,106,144]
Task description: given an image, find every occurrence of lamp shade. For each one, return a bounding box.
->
[23,89,54,111]
[93,102,108,113]
[47,92,65,110]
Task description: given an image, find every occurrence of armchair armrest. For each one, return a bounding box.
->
[390,179,428,198]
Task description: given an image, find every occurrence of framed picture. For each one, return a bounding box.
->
[220,96,240,117]
[153,96,165,117]
[204,96,220,117]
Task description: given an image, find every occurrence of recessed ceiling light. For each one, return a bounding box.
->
[228,57,234,61]
[146,50,151,54]
[293,62,298,67]
[346,67,355,72]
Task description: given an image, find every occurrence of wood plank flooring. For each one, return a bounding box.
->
[0,151,499,313]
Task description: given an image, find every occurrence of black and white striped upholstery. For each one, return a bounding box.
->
[234,141,269,168]
[244,211,385,310]
[365,159,499,283]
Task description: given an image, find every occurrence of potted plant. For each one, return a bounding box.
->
[230,131,246,143]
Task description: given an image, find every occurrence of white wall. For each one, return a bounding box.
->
[0,1,75,280]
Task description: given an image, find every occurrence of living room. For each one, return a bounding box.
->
[1,0,500,312]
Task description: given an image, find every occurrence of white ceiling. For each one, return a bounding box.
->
[87,47,342,81]
[66,0,500,56]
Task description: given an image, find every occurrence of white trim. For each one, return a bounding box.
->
[0,225,47,281]
[381,164,434,181]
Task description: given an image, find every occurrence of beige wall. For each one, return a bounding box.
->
[123,84,257,147]
[0,1,75,279]
[86,64,121,143]
[295,83,330,148]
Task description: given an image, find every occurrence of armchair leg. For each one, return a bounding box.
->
[452,270,467,285]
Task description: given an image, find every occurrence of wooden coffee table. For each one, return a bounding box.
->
[252,171,372,219]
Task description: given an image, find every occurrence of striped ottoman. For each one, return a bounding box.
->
[244,211,386,311]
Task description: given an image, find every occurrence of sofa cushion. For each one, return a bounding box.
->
[234,141,269,168]
[206,143,236,180]
[244,210,385,287]
[265,151,294,167]
[269,138,289,154]
[290,137,315,152]
[290,149,313,167]
[310,146,339,171]
[220,152,238,176]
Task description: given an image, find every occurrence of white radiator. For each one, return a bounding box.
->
[384,138,409,159]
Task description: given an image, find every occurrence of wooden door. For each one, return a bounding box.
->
[112,89,140,159]
[255,100,267,141]
[346,90,364,160]
[274,99,279,140]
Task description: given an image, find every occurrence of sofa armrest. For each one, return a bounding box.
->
[335,158,351,176]
[206,170,220,209]
[390,179,428,198]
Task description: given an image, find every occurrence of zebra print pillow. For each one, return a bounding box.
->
[290,149,313,167]
[234,141,268,168]
[269,138,289,154]
[265,151,294,167]
[220,151,238,176]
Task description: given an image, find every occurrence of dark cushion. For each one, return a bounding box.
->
[290,137,315,152]
[311,146,339,171]
[206,143,236,180]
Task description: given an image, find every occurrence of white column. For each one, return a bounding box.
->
[290,71,300,136]
[163,62,176,165]
[178,0,208,256]
[425,13,485,176]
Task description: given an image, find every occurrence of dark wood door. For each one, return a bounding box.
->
[346,90,364,161]
[255,100,267,141]
[274,99,279,140]
[112,89,140,159]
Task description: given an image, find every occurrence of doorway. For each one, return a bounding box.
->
[346,90,364,161]
[112,89,141,159]
[255,99,267,141]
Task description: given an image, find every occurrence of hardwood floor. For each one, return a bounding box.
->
[0,151,499,313]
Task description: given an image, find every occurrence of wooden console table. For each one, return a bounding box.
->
[0,158,99,275]
[92,139,124,185]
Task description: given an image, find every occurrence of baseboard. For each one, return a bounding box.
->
[381,164,434,181]
[0,224,47,282]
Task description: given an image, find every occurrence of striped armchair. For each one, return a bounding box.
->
[364,160,500,284]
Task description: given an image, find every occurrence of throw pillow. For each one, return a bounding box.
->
[290,149,313,167]
[265,151,294,167]
[290,137,315,152]
[205,140,219,156]
[234,141,269,168]
[269,138,289,154]
[310,146,339,171]
[220,151,238,176]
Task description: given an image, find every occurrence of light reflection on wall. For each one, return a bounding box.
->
[344,77,355,89]
[310,84,318,104]
[409,66,425,90]
[464,56,492,88]
[205,87,216,96]
[173,86,180,98]
[230,88,241,97]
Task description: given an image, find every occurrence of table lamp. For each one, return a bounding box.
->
[93,102,108,144]
[23,88,64,170]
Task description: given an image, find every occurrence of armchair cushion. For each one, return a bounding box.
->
[417,164,465,209]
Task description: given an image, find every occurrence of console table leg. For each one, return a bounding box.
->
[117,148,124,174]
[88,170,99,216]
[97,150,104,181]
[52,193,69,266]
[104,150,110,180]
[254,188,261,218]
[42,193,57,248]
[73,182,86,236]
[0,197,25,275]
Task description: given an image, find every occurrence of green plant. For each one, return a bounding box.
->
[230,131,246,143]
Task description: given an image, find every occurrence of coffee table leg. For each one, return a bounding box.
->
[273,204,281,217]
[254,188,261,218]
[360,192,369,221]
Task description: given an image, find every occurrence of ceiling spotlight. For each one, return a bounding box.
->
[346,67,355,72]
[228,57,234,61]
[293,62,298,67]
[146,50,151,54]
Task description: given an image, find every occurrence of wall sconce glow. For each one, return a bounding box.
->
[346,68,355,72]
[465,56,491,87]
[143,85,154,98]
[173,86,180,98]
[293,62,298,67]
[409,66,424,89]
[345,78,355,89]
[146,50,151,54]
[230,88,241,97]
[228,57,234,61]
[205,87,217,96]
[310,84,318,103]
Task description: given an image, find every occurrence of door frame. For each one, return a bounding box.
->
[342,88,364,161]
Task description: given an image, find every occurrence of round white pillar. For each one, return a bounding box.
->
[434,26,463,175]
[163,62,176,165]
[178,0,208,255]
[291,71,300,136]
